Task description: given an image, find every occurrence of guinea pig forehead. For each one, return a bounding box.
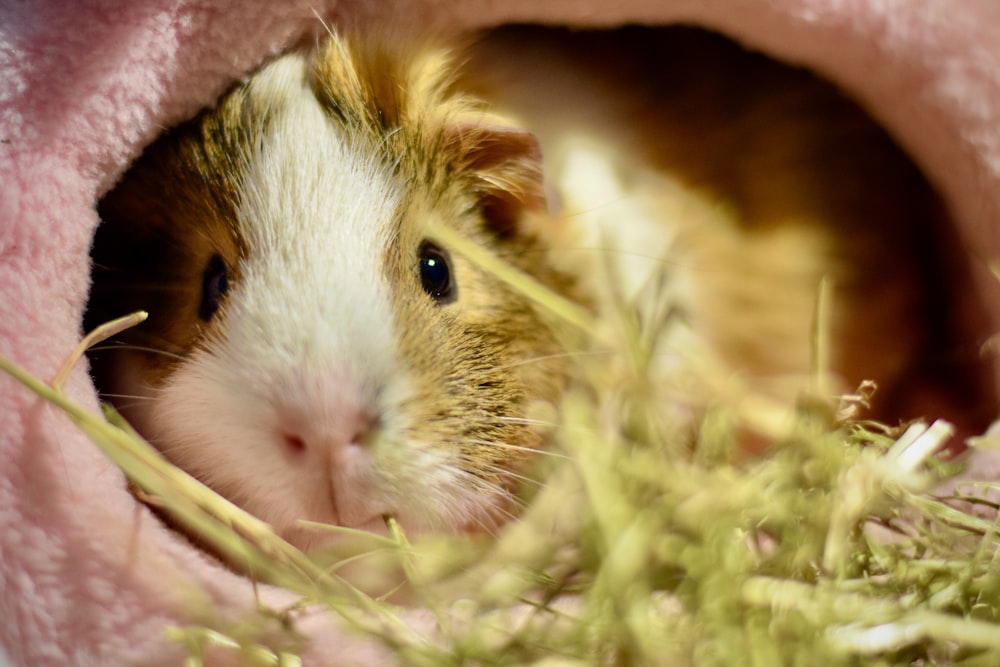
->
[227,56,402,270]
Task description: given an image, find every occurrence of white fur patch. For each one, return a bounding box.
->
[229,55,400,401]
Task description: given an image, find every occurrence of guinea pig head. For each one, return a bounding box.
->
[86,36,571,550]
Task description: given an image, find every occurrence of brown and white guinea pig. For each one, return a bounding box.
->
[456,25,996,440]
[86,26,996,553]
[85,33,575,551]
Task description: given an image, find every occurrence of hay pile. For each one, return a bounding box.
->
[4,232,1000,667]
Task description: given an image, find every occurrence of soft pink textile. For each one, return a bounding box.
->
[3,1,1000,664]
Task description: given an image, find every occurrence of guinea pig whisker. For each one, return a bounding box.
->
[490,414,561,429]
[88,343,187,363]
[98,392,155,402]
[99,399,156,416]
[487,413,606,439]
[153,439,206,464]
[464,514,504,538]
[460,462,526,495]
[467,488,525,529]
[483,350,581,373]
[489,508,523,532]
[470,437,569,461]
[472,347,623,376]
[471,459,544,488]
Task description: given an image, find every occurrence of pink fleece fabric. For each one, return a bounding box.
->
[3,0,1000,664]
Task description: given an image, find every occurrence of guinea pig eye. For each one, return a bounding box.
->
[198,254,228,321]
[418,241,455,303]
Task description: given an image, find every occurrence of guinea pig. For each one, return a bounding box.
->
[85,33,575,551]
[87,26,996,555]
[455,25,995,439]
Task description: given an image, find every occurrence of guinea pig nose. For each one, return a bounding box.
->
[279,408,377,457]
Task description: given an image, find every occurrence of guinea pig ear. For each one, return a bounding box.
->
[451,124,547,239]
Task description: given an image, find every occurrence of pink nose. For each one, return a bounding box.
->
[279,409,376,457]
[276,403,383,529]
[273,378,377,462]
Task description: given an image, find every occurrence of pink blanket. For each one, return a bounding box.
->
[3,0,1000,664]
